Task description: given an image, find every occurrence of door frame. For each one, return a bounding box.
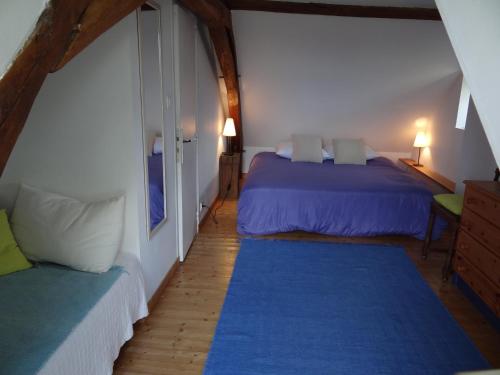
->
[173,4,200,262]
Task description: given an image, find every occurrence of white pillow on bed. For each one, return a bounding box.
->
[292,134,324,163]
[276,141,330,160]
[152,136,163,155]
[11,184,125,273]
[324,142,378,160]
[332,139,366,165]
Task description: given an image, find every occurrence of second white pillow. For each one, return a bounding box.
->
[325,142,378,160]
[332,139,367,165]
[276,140,330,161]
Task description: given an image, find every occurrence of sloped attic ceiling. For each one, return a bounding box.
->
[0,0,150,174]
[436,0,500,166]
[0,0,445,175]
[0,0,246,175]
[0,0,49,79]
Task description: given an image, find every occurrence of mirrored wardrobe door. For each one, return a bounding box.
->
[138,1,167,236]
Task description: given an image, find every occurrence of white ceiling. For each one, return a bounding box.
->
[270,0,437,9]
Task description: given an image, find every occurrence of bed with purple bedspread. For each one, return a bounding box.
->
[238,152,444,239]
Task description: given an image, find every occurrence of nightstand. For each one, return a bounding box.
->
[219,152,240,199]
[398,158,455,194]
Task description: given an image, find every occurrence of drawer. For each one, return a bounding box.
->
[456,230,500,288]
[454,254,500,317]
[464,186,500,226]
[461,208,500,257]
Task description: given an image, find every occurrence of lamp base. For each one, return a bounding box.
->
[413,147,423,167]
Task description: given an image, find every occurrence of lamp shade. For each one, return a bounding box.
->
[223,118,236,137]
[413,131,429,148]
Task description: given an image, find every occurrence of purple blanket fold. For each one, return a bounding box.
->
[238,152,443,239]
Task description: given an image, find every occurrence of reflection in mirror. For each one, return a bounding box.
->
[138,2,167,235]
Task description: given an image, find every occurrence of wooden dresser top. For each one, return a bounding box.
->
[464,181,500,201]
[399,158,455,192]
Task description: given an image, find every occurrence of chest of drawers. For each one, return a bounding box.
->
[454,181,500,317]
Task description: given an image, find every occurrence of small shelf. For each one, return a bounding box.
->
[399,158,455,193]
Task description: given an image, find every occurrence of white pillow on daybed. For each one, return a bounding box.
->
[11,184,125,273]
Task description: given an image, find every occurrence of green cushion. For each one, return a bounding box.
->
[434,194,464,216]
[0,209,32,276]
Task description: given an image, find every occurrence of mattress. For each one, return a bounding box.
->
[38,252,148,375]
[238,152,445,239]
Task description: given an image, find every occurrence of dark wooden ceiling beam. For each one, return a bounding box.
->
[209,27,243,151]
[54,0,147,71]
[179,0,243,152]
[179,0,233,29]
[225,0,441,21]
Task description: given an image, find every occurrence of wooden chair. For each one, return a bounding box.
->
[421,194,463,281]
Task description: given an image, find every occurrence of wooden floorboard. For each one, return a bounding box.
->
[114,199,500,374]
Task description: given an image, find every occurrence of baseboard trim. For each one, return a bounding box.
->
[147,258,180,312]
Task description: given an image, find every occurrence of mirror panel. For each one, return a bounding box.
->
[138,1,167,235]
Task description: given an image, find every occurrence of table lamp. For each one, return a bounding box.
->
[223,118,236,155]
[413,131,429,167]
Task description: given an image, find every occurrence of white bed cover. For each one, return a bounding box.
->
[38,252,149,375]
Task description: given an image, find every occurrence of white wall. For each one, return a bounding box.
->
[415,73,464,181]
[1,2,181,301]
[455,100,497,193]
[1,13,143,258]
[436,0,500,166]
[0,0,48,78]
[196,25,225,212]
[232,11,461,165]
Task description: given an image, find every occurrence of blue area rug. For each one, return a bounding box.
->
[203,239,489,375]
[0,263,123,374]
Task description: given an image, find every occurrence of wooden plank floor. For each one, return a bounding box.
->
[114,199,500,374]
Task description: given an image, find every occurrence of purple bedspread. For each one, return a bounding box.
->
[148,154,164,229]
[238,152,444,239]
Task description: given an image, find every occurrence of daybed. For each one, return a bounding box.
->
[0,252,148,375]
